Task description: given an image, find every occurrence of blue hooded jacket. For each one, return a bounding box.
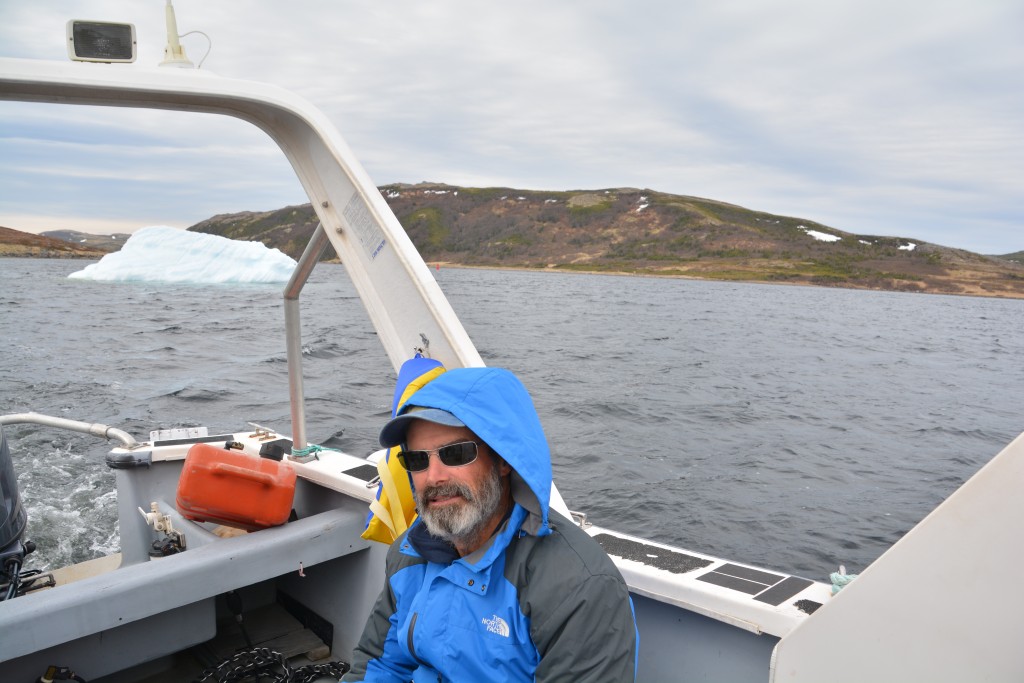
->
[344,367,638,682]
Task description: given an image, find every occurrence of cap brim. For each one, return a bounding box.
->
[378,406,466,448]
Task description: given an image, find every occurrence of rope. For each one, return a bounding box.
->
[830,566,858,595]
[291,661,351,683]
[289,444,340,461]
[192,647,349,683]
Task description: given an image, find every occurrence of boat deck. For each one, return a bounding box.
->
[95,601,343,683]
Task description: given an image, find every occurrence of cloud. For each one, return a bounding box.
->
[1,0,1021,254]
[0,101,304,226]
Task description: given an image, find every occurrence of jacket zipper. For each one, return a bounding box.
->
[407,612,419,662]
[408,612,441,681]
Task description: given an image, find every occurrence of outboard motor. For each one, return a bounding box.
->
[0,424,31,600]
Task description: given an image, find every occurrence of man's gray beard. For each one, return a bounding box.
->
[416,463,504,544]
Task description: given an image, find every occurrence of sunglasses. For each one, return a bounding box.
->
[396,441,479,472]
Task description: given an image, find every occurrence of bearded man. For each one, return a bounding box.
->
[343,366,638,682]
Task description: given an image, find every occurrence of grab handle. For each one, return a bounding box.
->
[212,462,274,486]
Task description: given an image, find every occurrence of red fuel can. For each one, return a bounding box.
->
[176,443,296,531]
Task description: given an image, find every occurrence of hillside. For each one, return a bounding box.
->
[4,184,1021,297]
[188,183,1024,299]
[0,226,106,258]
[40,230,131,253]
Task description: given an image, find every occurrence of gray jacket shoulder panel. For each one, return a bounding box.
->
[504,510,638,682]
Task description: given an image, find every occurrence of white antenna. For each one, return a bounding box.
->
[159,0,194,68]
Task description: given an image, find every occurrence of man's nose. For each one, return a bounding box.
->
[422,451,450,483]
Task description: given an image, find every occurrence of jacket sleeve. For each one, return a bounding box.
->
[342,550,419,682]
[516,519,639,682]
[530,572,638,682]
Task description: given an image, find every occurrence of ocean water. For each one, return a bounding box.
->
[2,257,1022,580]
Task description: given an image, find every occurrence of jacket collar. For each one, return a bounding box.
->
[406,504,524,567]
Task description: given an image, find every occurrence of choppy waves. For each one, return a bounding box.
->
[3,258,1023,580]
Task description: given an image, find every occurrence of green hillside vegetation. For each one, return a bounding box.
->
[7,182,1021,298]
[188,183,1023,298]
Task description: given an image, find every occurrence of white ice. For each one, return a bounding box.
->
[68,225,297,284]
[899,243,917,251]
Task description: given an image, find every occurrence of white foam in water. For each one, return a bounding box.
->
[68,225,297,284]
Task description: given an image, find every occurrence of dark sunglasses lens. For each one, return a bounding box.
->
[438,441,478,467]
[397,450,430,471]
[397,442,478,471]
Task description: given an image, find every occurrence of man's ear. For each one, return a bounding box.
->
[493,452,512,477]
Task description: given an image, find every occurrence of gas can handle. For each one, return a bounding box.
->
[211,462,275,486]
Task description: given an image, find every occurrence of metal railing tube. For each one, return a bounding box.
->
[283,222,332,456]
[0,412,139,448]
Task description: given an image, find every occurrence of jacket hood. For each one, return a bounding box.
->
[396,367,552,536]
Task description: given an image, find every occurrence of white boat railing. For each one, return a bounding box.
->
[0,57,484,374]
[0,412,139,448]
[282,221,332,457]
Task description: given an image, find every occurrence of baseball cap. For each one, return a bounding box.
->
[378,406,466,448]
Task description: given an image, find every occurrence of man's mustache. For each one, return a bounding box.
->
[419,481,475,504]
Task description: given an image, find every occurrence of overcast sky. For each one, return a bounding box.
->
[1,1,1021,254]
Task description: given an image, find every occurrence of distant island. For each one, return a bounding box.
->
[0,226,110,258]
[4,183,1023,298]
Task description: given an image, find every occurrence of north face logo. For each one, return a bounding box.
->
[481,614,510,637]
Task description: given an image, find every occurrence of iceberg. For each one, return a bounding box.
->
[68,225,297,284]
